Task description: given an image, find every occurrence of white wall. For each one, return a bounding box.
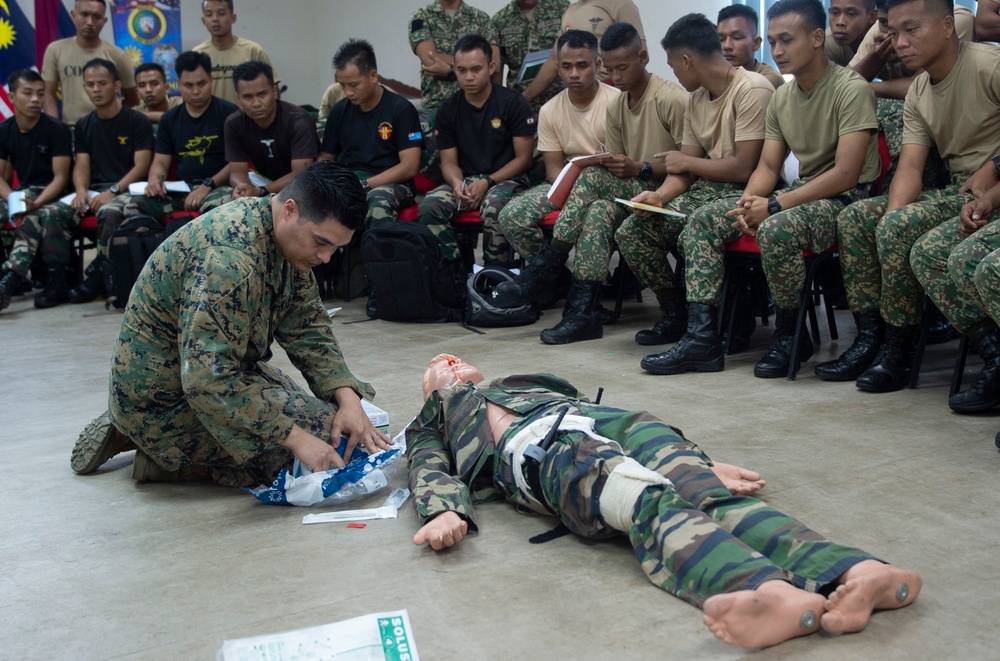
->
[34,0,731,107]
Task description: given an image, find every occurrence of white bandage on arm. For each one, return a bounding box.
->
[599,457,671,532]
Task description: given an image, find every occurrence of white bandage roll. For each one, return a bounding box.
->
[599,457,671,532]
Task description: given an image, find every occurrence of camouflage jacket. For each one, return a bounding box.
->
[109,197,374,464]
[409,1,493,111]
[405,373,588,529]
[489,0,569,110]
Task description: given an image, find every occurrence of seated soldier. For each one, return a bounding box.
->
[494,29,619,301]
[417,34,535,269]
[495,22,687,345]
[319,39,424,231]
[84,52,239,306]
[487,0,569,113]
[616,14,772,357]
[660,0,879,379]
[825,0,879,66]
[820,0,1000,392]
[717,4,785,89]
[70,162,391,485]
[194,0,279,106]
[913,174,1000,414]
[0,70,73,311]
[226,61,318,200]
[134,62,182,124]
[848,0,974,100]
[62,59,154,304]
[319,83,347,119]
[408,353,922,650]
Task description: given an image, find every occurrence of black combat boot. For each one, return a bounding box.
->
[68,256,109,303]
[34,265,70,308]
[0,270,29,312]
[753,306,814,378]
[491,242,568,308]
[814,309,885,381]
[539,278,602,344]
[855,324,919,392]
[635,287,687,346]
[640,303,724,374]
[366,287,378,319]
[948,321,1000,413]
[925,305,958,345]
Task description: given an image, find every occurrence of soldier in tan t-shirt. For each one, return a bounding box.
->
[716,5,785,89]
[521,0,646,103]
[494,29,620,297]
[672,0,879,381]
[194,0,278,105]
[512,22,685,346]
[824,0,878,66]
[617,14,773,361]
[829,0,1000,395]
[41,0,138,126]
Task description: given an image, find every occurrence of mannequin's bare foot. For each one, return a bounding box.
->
[821,560,922,635]
[703,580,825,649]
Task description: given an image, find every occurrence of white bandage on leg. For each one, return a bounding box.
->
[599,457,672,532]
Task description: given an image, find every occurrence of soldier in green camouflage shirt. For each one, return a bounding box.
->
[70,162,392,486]
[408,354,922,650]
[488,0,569,112]
[410,0,494,112]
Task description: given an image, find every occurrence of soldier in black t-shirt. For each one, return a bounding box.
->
[417,35,536,267]
[66,58,154,304]
[95,52,239,263]
[224,60,318,199]
[0,69,73,311]
[319,39,424,230]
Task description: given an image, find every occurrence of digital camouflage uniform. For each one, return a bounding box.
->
[407,373,876,608]
[489,0,569,112]
[418,176,528,265]
[616,181,743,294]
[556,167,657,281]
[107,197,375,488]
[681,183,871,309]
[95,188,233,258]
[367,183,417,229]
[974,227,1000,325]
[409,1,493,112]
[911,215,1000,332]
[838,181,968,326]
[497,183,559,262]
[1,191,77,279]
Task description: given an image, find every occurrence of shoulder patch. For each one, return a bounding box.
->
[411,18,424,32]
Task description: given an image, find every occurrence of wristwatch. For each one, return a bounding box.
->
[201,177,215,190]
[258,186,269,197]
[767,197,782,215]
[992,155,1000,180]
[361,180,372,193]
[109,184,120,195]
[484,175,497,188]
[638,161,653,181]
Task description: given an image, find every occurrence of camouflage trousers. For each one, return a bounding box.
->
[837,184,968,326]
[108,361,340,488]
[494,403,875,608]
[367,182,416,229]
[1,193,78,277]
[418,109,442,183]
[682,185,867,308]
[972,225,1000,326]
[417,176,527,265]
[616,180,743,293]
[877,99,949,192]
[95,187,233,257]
[911,216,1000,332]
[496,182,559,262]
[557,167,657,282]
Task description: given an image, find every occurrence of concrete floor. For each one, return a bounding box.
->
[2,283,999,661]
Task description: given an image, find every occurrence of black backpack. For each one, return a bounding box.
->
[361,222,465,322]
[465,266,540,328]
[106,214,165,309]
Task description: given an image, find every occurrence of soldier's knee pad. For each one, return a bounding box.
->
[598,456,671,532]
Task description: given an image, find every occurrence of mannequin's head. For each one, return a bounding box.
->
[422,354,485,398]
